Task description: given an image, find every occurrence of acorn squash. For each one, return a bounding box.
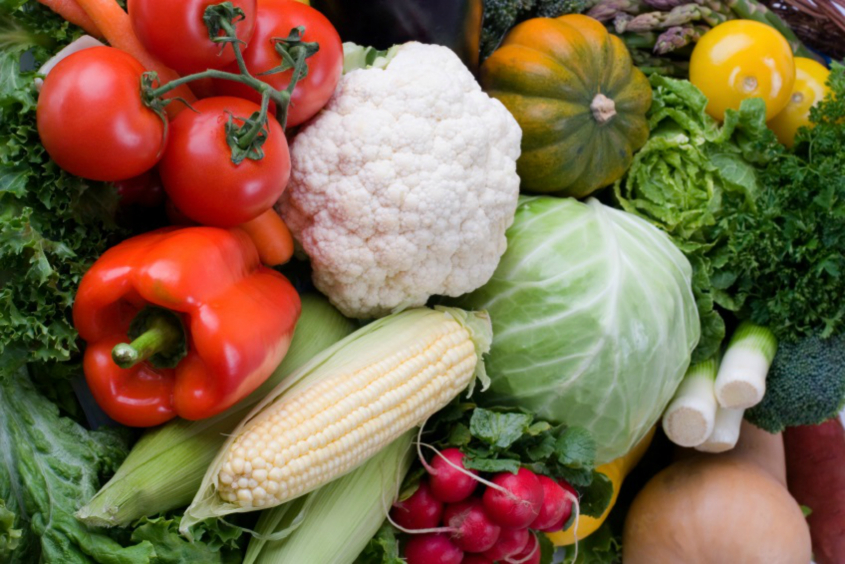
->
[481,14,651,198]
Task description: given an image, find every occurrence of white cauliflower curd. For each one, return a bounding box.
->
[280,42,522,319]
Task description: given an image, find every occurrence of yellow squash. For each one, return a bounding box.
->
[548,426,655,546]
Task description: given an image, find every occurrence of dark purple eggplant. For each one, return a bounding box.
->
[311,0,482,71]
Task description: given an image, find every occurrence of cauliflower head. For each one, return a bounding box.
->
[280,42,522,319]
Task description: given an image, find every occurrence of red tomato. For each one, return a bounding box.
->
[37,47,166,182]
[212,0,343,127]
[130,0,257,75]
[158,96,290,227]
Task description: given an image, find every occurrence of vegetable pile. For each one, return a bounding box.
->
[1,0,843,562]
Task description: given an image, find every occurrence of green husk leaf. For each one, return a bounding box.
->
[78,294,356,527]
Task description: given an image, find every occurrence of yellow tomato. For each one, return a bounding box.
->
[768,57,830,147]
[690,20,795,122]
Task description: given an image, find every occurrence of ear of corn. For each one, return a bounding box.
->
[77,294,356,527]
[243,431,414,564]
[181,306,491,533]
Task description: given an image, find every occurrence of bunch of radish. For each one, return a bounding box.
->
[390,448,578,564]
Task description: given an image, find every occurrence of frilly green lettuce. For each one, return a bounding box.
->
[614,75,780,362]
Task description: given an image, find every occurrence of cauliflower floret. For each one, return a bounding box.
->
[280,42,522,319]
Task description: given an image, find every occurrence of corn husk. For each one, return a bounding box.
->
[180,306,491,534]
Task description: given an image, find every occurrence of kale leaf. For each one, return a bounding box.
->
[0,3,123,372]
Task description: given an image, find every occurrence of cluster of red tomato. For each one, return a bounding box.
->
[36,0,342,228]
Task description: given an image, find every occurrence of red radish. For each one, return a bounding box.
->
[391,479,444,530]
[443,497,502,553]
[530,475,572,531]
[404,533,464,564]
[546,479,578,531]
[506,533,540,564]
[462,555,494,564]
[482,526,530,561]
[429,448,479,503]
[482,468,544,529]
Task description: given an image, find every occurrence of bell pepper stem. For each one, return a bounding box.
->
[112,314,183,369]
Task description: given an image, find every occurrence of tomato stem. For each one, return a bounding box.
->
[236,91,272,151]
[143,3,317,163]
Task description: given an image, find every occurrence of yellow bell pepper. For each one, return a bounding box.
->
[548,427,655,546]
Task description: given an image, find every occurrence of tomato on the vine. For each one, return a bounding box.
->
[768,57,830,148]
[690,20,795,122]
[37,46,166,182]
[158,96,290,227]
[130,0,257,75]
[212,0,343,127]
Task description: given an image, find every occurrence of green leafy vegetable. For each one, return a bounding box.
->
[716,63,845,341]
[614,74,780,362]
[354,523,403,564]
[124,516,243,564]
[0,3,123,372]
[562,521,622,564]
[450,196,700,464]
[0,364,154,563]
[0,499,22,558]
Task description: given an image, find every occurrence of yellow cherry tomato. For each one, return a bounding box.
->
[768,57,830,148]
[690,20,795,122]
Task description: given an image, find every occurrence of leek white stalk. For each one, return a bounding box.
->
[662,359,719,447]
[715,322,777,409]
[695,407,745,453]
[243,431,414,564]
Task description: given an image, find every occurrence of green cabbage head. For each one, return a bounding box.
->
[452,196,700,463]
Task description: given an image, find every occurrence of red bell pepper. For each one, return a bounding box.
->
[73,226,301,427]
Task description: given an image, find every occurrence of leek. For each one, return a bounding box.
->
[662,359,719,447]
[715,322,777,409]
[77,294,356,527]
[696,406,745,453]
[243,431,414,564]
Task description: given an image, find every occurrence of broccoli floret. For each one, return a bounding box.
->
[480,0,589,60]
[534,0,590,17]
[745,334,845,433]
[481,0,529,60]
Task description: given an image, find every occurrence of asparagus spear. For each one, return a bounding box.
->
[654,24,708,54]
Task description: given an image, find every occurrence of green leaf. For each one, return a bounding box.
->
[578,472,614,519]
[562,521,622,564]
[354,523,403,564]
[463,455,521,474]
[525,433,557,462]
[129,515,243,564]
[556,427,596,469]
[555,466,595,488]
[0,5,124,373]
[447,423,472,446]
[538,530,556,564]
[469,408,533,450]
[0,364,155,563]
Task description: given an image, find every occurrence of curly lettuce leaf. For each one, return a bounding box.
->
[0,4,123,372]
[614,75,780,361]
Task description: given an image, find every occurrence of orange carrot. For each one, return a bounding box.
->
[239,209,295,267]
[73,0,195,117]
[38,0,103,39]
